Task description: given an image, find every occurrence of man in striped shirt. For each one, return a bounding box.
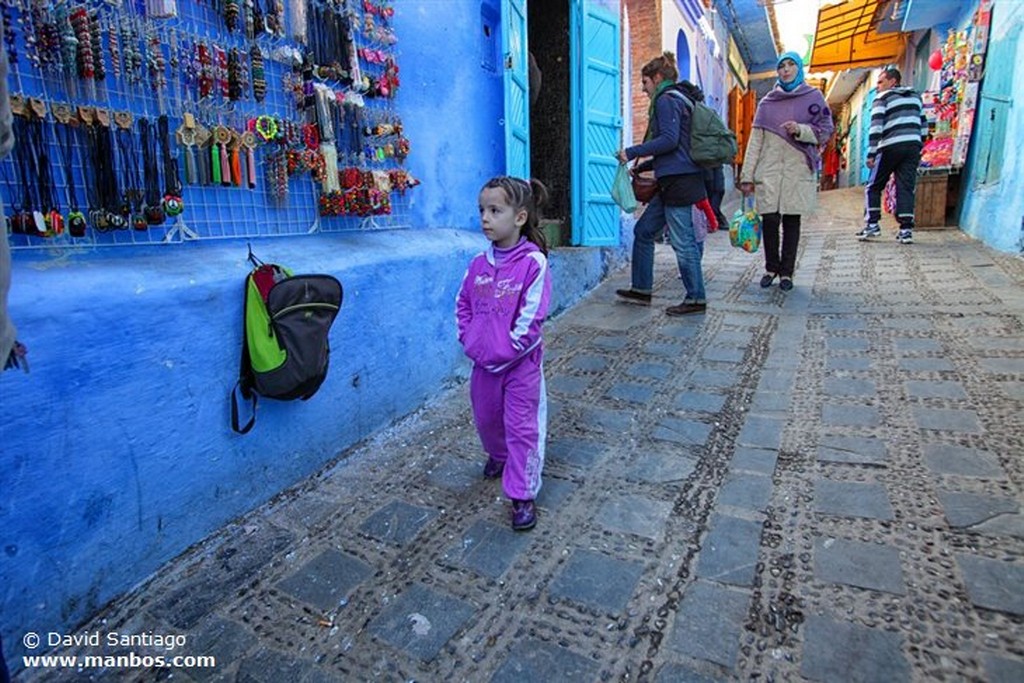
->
[857,67,928,244]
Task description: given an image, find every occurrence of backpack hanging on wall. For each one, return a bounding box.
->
[230,247,343,434]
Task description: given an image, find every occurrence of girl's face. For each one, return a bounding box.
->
[479,187,527,249]
[778,59,799,84]
[641,74,657,99]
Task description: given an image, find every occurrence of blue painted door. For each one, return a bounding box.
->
[570,0,622,246]
[859,90,876,184]
[502,0,530,178]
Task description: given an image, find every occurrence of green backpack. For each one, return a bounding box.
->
[668,90,739,167]
[231,249,343,434]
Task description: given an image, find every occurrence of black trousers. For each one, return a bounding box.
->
[761,212,801,278]
[865,142,922,228]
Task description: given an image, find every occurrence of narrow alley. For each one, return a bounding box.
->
[25,187,1024,682]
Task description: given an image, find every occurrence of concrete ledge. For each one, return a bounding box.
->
[0,229,625,641]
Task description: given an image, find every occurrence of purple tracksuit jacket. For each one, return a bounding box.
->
[456,238,551,500]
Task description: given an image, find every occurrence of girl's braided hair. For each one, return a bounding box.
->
[480,176,550,255]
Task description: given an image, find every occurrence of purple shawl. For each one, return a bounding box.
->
[752,83,834,172]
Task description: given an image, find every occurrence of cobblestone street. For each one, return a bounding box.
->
[26,188,1024,682]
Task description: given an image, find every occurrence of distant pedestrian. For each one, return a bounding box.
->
[857,66,927,244]
[739,51,834,292]
[456,176,552,531]
[615,53,709,316]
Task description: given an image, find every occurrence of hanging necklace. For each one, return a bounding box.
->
[114,112,145,231]
[139,117,166,225]
[53,103,86,237]
[158,115,184,217]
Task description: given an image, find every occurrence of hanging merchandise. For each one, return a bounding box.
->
[1,0,417,250]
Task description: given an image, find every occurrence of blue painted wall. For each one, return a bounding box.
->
[0,0,627,661]
[957,1,1023,253]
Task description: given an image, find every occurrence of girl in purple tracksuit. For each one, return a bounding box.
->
[456,176,552,531]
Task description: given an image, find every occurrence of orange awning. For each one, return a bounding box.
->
[810,0,906,71]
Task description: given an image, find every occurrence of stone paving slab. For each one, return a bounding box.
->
[983,654,1024,683]
[730,447,779,475]
[622,449,698,484]
[597,494,674,540]
[695,514,763,586]
[717,472,773,512]
[548,549,646,614]
[937,490,1019,528]
[359,500,438,546]
[956,554,1024,616]
[666,580,749,669]
[800,615,910,682]
[814,480,894,521]
[652,416,714,447]
[910,407,983,433]
[491,639,600,682]
[441,519,534,579]
[673,390,727,413]
[814,537,906,595]
[817,434,889,466]
[277,549,373,612]
[367,583,476,662]
[922,443,1006,478]
[736,415,785,451]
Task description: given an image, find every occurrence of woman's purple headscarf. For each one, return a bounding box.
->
[752,75,835,172]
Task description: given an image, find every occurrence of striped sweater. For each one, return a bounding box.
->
[867,86,927,161]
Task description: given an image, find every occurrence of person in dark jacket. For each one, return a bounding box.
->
[615,52,709,316]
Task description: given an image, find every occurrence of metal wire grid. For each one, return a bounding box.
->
[3,0,411,252]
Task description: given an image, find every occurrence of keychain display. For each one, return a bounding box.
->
[2,0,416,247]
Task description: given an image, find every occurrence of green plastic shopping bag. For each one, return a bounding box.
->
[729,195,762,253]
[611,163,637,213]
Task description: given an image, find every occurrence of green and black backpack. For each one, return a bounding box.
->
[230,248,343,434]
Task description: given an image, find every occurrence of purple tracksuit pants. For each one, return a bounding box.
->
[470,347,546,501]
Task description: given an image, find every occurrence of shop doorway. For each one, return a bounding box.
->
[528,2,572,243]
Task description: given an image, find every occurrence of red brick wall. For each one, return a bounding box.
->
[625,0,662,147]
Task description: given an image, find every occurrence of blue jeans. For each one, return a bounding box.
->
[630,196,706,302]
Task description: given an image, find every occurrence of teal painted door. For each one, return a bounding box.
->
[502,0,530,178]
[859,90,876,184]
[570,0,622,246]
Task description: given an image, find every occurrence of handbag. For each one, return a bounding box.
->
[728,195,762,253]
[611,162,638,212]
[630,160,659,204]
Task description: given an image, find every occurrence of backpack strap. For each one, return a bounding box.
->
[230,269,258,435]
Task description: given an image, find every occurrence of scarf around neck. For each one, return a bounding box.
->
[752,83,835,172]
[644,79,676,141]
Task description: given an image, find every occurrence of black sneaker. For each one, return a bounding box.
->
[857,224,881,240]
[511,500,537,531]
[760,273,777,288]
[897,229,913,244]
[779,277,793,291]
[615,288,652,305]
[665,302,707,316]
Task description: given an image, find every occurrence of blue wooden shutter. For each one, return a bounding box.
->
[571,0,621,246]
[502,0,530,178]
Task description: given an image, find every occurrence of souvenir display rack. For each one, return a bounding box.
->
[1,0,416,251]
[919,0,991,171]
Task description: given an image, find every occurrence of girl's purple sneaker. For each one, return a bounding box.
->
[483,457,504,479]
[511,500,536,531]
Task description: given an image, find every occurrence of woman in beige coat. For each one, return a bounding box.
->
[740,52,834,291]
